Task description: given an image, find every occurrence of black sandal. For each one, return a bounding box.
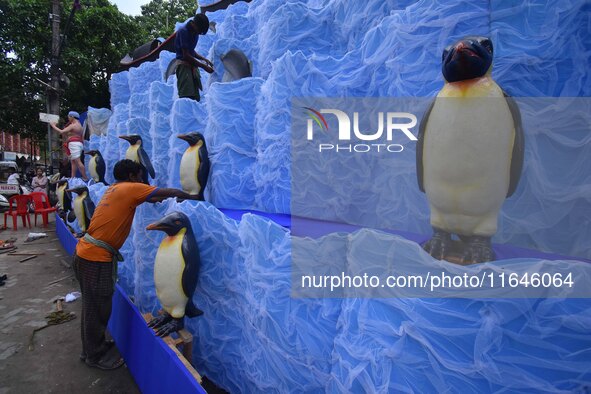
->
[85,356,124,370]
[79,339,115,362]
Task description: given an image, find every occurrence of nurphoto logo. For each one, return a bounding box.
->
[304,107,418,153]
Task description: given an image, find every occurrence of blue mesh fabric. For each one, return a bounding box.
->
[82,0,591,391]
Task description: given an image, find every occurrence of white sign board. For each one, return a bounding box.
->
[3,152,16,161]
[39,112,60,124]
[0,184,19,195]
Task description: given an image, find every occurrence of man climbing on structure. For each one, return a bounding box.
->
[175,13,214,101]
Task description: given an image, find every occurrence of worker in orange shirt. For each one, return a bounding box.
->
[73,159,201,370]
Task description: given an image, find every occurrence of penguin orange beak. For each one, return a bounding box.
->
[119,136,131,142]
[146,217,176,233]
[177,134,190,142]
[146,222,165,231]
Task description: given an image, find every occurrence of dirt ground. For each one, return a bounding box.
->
[0,215,139,394]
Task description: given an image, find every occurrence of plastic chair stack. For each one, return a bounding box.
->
[3,195,32,230]
[30,192,57,227]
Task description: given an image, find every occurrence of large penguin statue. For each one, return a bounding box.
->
[416,36,524,264]
[85,150,109,185]
[146,212,203,337]
[66,186,96,234]
[177,132,210,200]
[119,135,155,184]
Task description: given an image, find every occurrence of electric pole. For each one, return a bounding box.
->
[47,0,61,174]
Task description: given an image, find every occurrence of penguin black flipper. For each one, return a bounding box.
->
[57,181,73,211]
[503,91,525,197]
[197,145,211,200]
[416,99,435,193]
[64,191,73,212]
[181,231,203,318]
[96,155,108,185]
[138,148,156,179]
[67,210,76,222]
[185,299,204,317]
[83,198,96,224]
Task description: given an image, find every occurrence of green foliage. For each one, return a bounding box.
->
[0,0,145,139]
[0,0,199,141]
[61,0,145,110]
[0,0,52,138]
[138,0,199,38]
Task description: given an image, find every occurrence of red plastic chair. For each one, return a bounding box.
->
[3,195,32,230]
[30,192,57,227]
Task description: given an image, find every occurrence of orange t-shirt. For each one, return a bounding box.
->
[75,182,158,262]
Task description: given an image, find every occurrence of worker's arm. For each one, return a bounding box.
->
[146,188,200,203]
[50,122,74,135]
[182,48,214,73]
[193,50,214,68]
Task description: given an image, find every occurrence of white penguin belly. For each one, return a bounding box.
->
[423,94,514,236]
[179,146,201,194]
[89,157,98,182]
[57,187,65,209]
[154,232,188,318]
[125,145,139,162]
[73,197,86,231]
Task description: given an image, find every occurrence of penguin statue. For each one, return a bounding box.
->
[85,150,109,185]
[146,212,203,337]
[56,179,76,223]
[177,132,210,200]
[416,36,524,264]
[119,135,155,184]
[56,179,72,212]
[66,186,96,234]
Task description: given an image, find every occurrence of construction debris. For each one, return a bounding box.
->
[46,274,74,286]
[0,246,17,254]
[28,309,76,351]
[25,233,48,243]
[19,255,38,263]
[7,252,45,256]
